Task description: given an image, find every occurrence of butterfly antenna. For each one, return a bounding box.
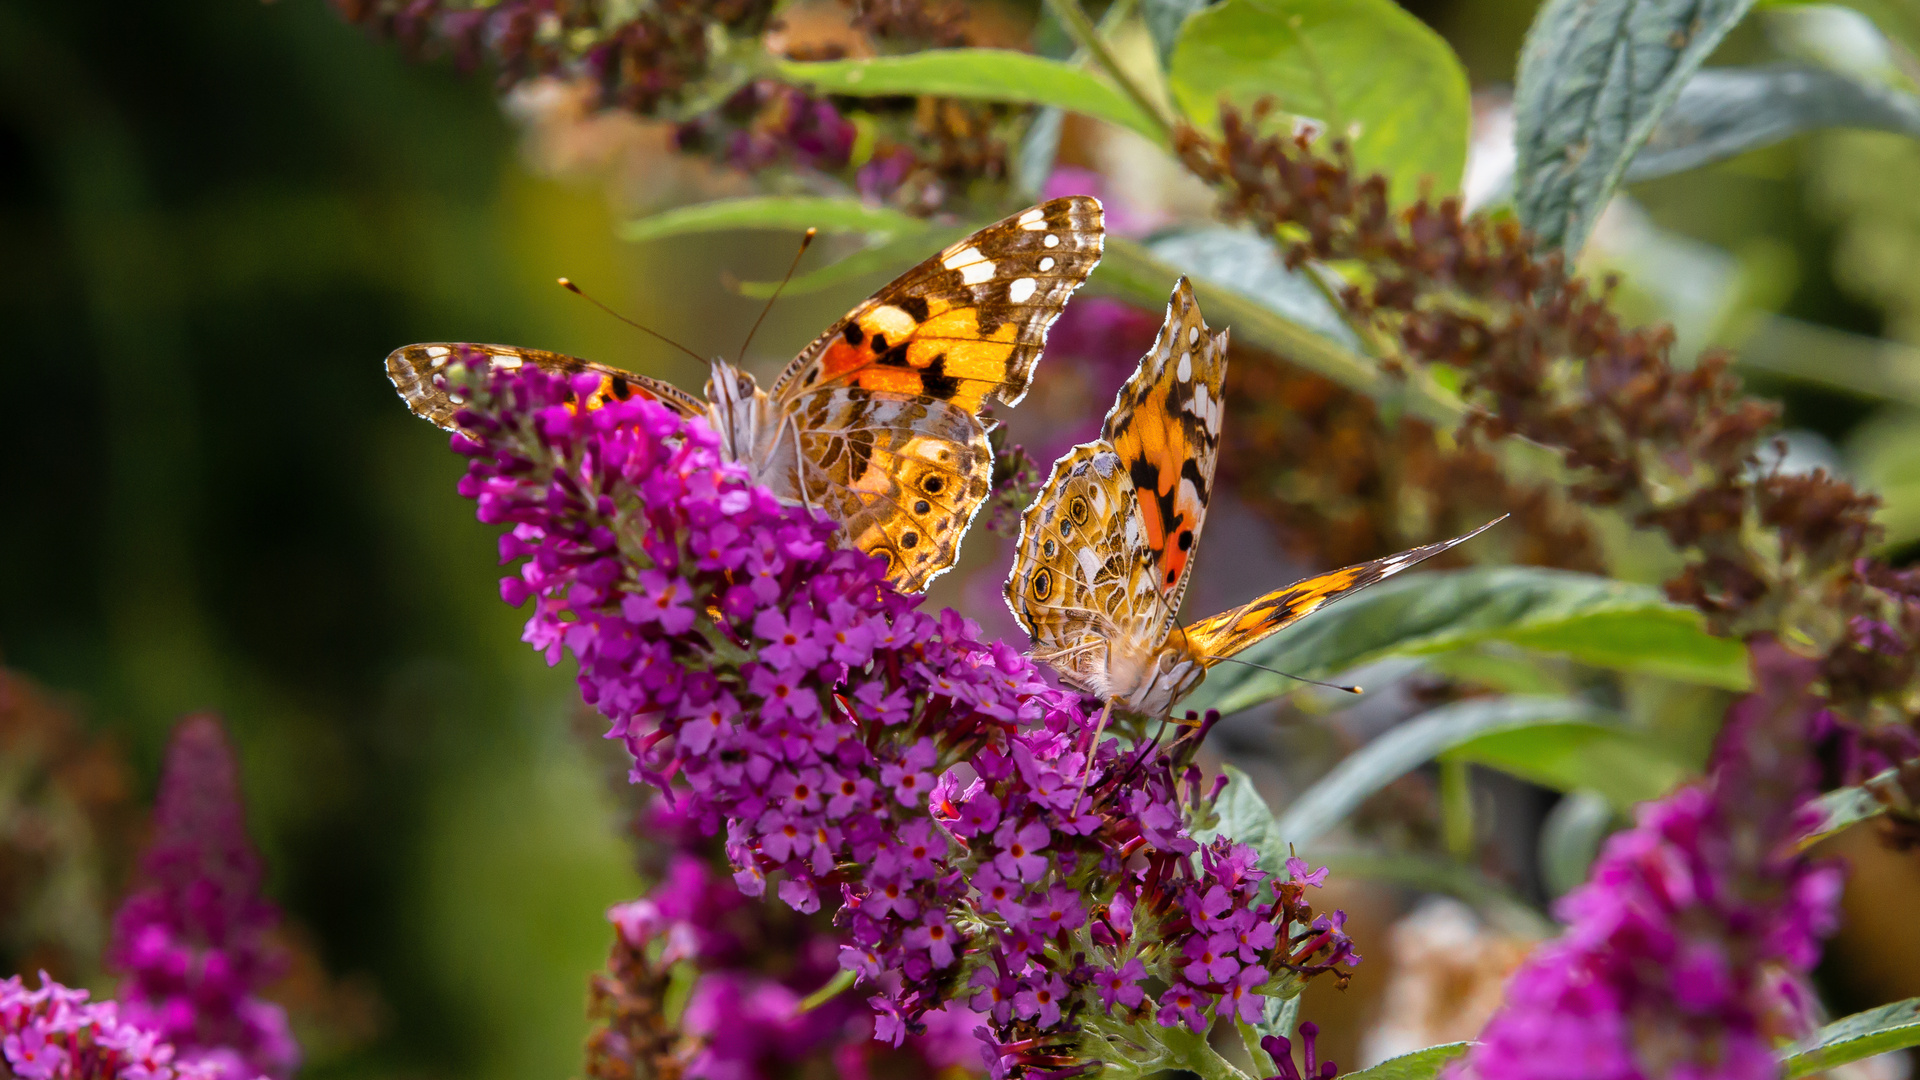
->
[1202,654,1362,694]
[737,227,817,364]
[558,278,706,363]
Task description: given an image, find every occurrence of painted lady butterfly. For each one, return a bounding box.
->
[389,196,1105,593]
[1005,277,1503,720]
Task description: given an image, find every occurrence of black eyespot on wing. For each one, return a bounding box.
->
[1069,496,1090,525]
[901,532,919,549]
[872,333,889,353]
[922,475,945,495]
[914,500,931,515]
[897,296,931,322]
[1031,569,1053,601]
[843,323,864,346]
[1165,569,1178,585]
[1178,529,1193,551]
[1042,538,1057,558]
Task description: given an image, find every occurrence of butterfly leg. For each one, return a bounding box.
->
[1070,698,1114,818]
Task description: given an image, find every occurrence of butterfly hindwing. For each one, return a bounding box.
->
[772,195,1105,412]
[767,390,995,594]
[1005,444,1161,696]
[1100,277,1228,626]
[386,343,704,430]
[1183,517,1509,664]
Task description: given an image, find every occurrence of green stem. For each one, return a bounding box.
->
[1042,0,1175,139]
[1441,757,1476,861]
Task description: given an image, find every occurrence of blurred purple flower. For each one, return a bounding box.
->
[109,716,297,1080]
[0,974,223,1080]
[1459,639,1843,1080]
[441,357,1359,1072]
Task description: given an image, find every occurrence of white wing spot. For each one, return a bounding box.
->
[1008,277,1036,303]
[491,355,524,369]
[1018,208,1047,229]
[1176,350,1192,382]
[1043,234,1060,248]
[943,246,997,287]
[1188,326,1200,345]
[1039,257,1055,272]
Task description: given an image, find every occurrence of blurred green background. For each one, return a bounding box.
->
[5,1,1920,1078]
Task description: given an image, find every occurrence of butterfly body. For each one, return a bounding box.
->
[1007,278,1503,720]
[388,196,1105,594]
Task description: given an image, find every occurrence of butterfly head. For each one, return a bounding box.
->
[704,357,769,462]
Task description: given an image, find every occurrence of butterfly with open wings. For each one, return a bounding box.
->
[388,196,1105,594]
[1005,277,1504,722]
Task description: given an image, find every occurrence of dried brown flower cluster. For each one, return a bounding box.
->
[1175,106,1916,809]
[1219,340,1605,573]
[843,0,969,45]
[584,928,696,1080]
[332,0,776,115]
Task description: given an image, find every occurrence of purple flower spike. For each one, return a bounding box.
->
[442,357,1364,1073]
[109,715,298,1080]
[1458,639,1843,1080]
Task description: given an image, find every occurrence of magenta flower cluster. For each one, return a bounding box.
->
[0,974,219,1080]
[607,825,979,1080]
[108,717,298,1080]
[444,357,1355,1071]
[1461,640,1842,1080]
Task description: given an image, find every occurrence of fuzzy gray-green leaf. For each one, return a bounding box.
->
[1513,0,1759,254]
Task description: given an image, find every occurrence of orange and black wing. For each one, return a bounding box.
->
[1099,278,1228,630]
[1184,517,1508,663]
[386,343,704,430]
[770,196,1104,414]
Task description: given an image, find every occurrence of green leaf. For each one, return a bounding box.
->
[1197,764,1286,867]
[731,225,972,298]
[1793,764,1907,851]
[1146,227,1360,349]
[1186,566,1750,717]
[1783,998,1920,1078]
[1628,65,1920,182]
[1442,722,1691,810]
[1318,849,1555,936]
[1202,766,1554,934]
[1144,0,1213,62]
[1340,1042,1476,1080]
[619,196,929,244]
[1167,0,1471,201]
[1273,696,1615,848]
[1513,0,1760,255]
[1539,789,1615,898]
[1087,239,1449,425]
[777,52,1163,140]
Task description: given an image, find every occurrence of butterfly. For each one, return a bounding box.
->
[388,196,1105,594]
[1005,277,1503,721]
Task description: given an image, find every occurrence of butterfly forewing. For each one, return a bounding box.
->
[1182,517,1511,664]
[1098,278,1228,630]
[773,196,1105,411]
[386,343,704,430]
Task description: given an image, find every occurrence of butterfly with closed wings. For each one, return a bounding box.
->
[388,196,1105,594]
[1005,277,1504,740]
